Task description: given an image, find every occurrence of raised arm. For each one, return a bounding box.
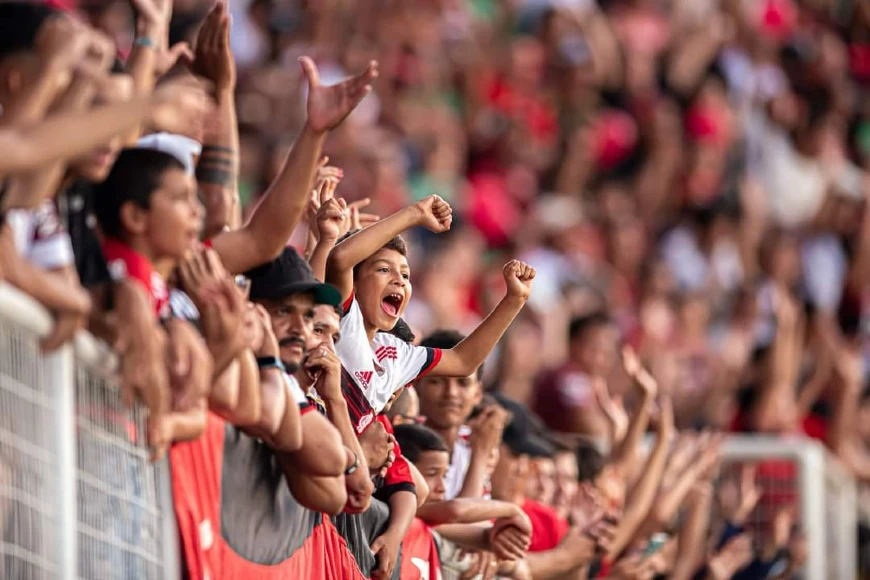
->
[610,347,656,477]
[433,260,535,378]
[210,57,378,274]
[192,1,241,237]
[0,79,212,197]
[326,195,452,301]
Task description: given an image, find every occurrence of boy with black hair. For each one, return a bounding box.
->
[393,423,534,580]
[325,195,536,431]
[415,329,507,500]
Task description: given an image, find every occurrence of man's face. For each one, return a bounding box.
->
[490,445,529,503]
[310,304,341,352]
[128,168,202,261]
[258,292,316,372]
[354,248,412,332]
[525,457,556,506]
[69,74,133,183]
[416,373,482,430]
[415,450,449,502]
[553,451,579,511]
[573,325,619,378]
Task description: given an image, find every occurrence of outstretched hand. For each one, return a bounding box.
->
[301,56,379,133]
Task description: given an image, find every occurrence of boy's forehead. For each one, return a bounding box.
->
[418,450,450,466]
[366,248,409,268]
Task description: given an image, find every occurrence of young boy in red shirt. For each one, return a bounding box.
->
[93,147,209,444]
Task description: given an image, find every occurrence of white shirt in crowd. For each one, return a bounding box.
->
[7,200,74,270]
[337,294,441,413]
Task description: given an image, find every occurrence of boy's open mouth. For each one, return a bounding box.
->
[381,293,403,317]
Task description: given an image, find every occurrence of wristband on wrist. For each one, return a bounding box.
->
[133,37,155,48]
[256,356,285,372]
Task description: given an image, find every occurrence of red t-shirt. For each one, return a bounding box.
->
[522,499,569,553]
[375,415,416,497]
[399,518,442,580]
[102,238,169,319]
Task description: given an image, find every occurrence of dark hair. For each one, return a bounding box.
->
[383,318,416,343]
[0,2,57,60]
[568,312,614,343]
[420,329,484,379]
[337,229,409,277]
[386,387,415,420]
[393,423,449,464]
[93,148,185,239]
[575,440,605,482]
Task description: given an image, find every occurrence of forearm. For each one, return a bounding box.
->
[608,432,670,557]
[165,402,208,442]
[213,124,324,274]
[8,258,90,315]
[308,236,336,282]
[526,546,584,579]
[612,391,653,475]
[417,498,520,526]
[326,205,420,295]
[286,472,348,516]
[285,411,345,477]
[431,524,490,551]
[436,295,526,377]
[0,96,157,183]
[198,90,241,236]
[5,76,97,209]
[228,350,261,426]
[457,449,492,498]
[122,37,157,145]
[384,490,417,540]
[323,394,369,474]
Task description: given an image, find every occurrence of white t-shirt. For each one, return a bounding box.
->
[7,200,74,270]
[444,425,491,501]
[336,294,442,413]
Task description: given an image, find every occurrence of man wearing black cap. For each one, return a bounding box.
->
[245,247,358,509]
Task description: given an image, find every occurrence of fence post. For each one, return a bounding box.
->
[800,441,826,580]
[45,345,77,580]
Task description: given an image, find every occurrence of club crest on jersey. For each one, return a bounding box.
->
[356,412,374,434]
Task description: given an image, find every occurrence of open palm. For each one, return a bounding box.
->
[301,56,379,133]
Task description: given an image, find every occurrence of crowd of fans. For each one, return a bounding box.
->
[0,0,868,578]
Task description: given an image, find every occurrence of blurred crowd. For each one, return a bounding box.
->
[0,0,869,578]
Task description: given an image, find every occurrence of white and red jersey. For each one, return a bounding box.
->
[284,372,314,415]
[7,200,74,270]
[336,294,442,417]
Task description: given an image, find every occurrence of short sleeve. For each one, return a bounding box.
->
[29,201,74,269]
[285,373,314,414]
[373,333,443,389]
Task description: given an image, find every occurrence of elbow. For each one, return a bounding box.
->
[323,482,349,516]
[325,246,354,276]
[415,479,429,508]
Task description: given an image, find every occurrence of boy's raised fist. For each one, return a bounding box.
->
[503,260,535,300]
[414,194,453,233]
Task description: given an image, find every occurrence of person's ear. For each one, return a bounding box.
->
[120,201,149,236]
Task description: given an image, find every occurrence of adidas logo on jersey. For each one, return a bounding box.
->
[354,370,373,388]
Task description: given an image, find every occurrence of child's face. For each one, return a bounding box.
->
[355,248,412,332]
[131,167,202,261]
[525,457,557,506]
[415,450,449,502]
[415,373,482,430]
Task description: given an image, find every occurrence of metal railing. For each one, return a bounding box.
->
[0,283,179,580]
[720,435,858,580]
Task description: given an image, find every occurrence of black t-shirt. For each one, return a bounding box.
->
[58,180,109,288]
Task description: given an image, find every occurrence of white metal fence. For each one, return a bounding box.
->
[720,435,858,580]
[0,283,179,580]
[0,282,861,580]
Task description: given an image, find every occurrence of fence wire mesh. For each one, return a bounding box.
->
[75,362,169,580]
[0,312,62,579]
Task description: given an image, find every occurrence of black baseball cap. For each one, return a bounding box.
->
[494,393,554,458]
[245,247,342,306]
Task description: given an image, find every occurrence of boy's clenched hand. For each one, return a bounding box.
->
[502,260,535,301]
[413,194,453,233]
